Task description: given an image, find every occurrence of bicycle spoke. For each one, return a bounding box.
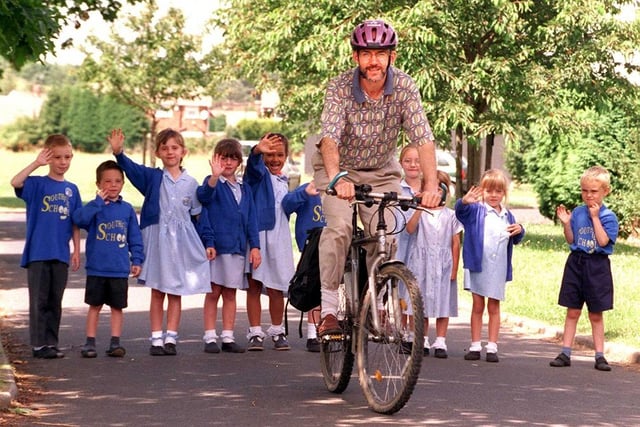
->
[357,263,423,414]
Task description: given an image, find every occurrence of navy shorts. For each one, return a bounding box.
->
[85,276,129,309]
[558,252,613,312]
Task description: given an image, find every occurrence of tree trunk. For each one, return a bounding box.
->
[467,138,483,188]
[148,116,158,168]
[485,132,495,171]
[142,129,148,167]
[454,125,464,198]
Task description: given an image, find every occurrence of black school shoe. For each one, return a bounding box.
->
[486,352,499,363]
[149,345,166,356]
[433,348,448,359]
[594,356,612,371]
[163,343,177,355]
[33,346,60,359]
[549,353,571,367]
[81,344,97,358]
[464,350,481,361]
[400,341,413,355]
[106,345,126,357]
[204,341,221,354]
[222,342,246,353]
[306,338,320,353]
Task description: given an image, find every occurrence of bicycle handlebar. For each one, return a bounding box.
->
[326,171,447,209]
[325,171,348,196]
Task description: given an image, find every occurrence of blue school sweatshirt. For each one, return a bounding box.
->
[72,195,145,278]
[15,176,82,268]
[282,183,326,251]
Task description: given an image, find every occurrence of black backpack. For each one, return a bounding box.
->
[285,227,323,337]
[288,227,323,311]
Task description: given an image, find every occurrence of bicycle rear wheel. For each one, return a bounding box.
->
[357,262,424,414]
[320,283,354,393]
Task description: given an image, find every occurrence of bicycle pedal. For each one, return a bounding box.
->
[321,333,344,342]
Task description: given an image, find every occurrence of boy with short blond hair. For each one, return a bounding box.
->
[11,134,82,359]
[550,166,618,371]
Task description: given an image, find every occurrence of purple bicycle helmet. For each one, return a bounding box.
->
[350,19,397,50]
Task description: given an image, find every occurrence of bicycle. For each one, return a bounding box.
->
[319,171,432,414]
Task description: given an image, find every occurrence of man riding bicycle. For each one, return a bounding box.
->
[312,19,441,336]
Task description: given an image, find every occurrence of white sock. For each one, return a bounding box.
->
[203,329,217,343]
[469,341,482,352]
[307,323,317,339]
[485,341,498,353]
[433,336,447,350]
[220,330,235,344]
[423,336,431,349]
[247,326,264,340]
[405,331,415,343]
[267,324,285,337]
[320,288,339,318]
[165,330,178,345]
[151,331,163,347]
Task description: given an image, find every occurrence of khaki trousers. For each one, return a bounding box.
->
[312,151,402,292]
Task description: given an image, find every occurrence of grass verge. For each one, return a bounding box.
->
[501,223,640,349]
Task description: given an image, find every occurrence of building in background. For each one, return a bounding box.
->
[154,89,281,138]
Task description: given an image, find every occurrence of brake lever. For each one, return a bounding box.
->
[326,171,348,196]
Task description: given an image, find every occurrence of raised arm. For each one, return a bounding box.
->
[11,148,51,188]
[556,205,574,244]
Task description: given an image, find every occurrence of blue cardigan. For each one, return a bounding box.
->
[282,183,326,251]
[114,152,163,230]
[455,199,524,281]
[197,176,260,254]
[242,148,278,231]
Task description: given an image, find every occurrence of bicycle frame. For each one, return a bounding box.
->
[345,199,387,340]
[344,187,426,349]
[322,171,433,413]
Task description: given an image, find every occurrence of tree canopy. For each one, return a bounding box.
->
[80,0,216,163]
[213,0,640,231]
[0,0,142,73]
[214,1,640,157]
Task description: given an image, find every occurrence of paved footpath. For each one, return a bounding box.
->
[2,210,640,426]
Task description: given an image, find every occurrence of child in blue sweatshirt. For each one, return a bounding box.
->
[11,134,82,359]
[283,180,326,352]
[72,160,145,358]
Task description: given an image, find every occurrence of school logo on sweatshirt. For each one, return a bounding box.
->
[97,220,127,248]
[576,225,597,253]
[313,204,325,223]
[41,187,74,220]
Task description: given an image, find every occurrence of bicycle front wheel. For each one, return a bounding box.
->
[320,283,354,393]
[357,262,424,414]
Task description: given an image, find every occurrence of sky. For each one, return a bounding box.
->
[46,0,222,65]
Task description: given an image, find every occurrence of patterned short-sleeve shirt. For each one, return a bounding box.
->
[320,66,434,170]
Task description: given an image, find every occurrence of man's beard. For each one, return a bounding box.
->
[360,65,387,83]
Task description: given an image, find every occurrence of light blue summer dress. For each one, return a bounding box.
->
[463,204,511,301]
[139,169,211,296]
[247,173,294,292]
[407,207,463,317]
